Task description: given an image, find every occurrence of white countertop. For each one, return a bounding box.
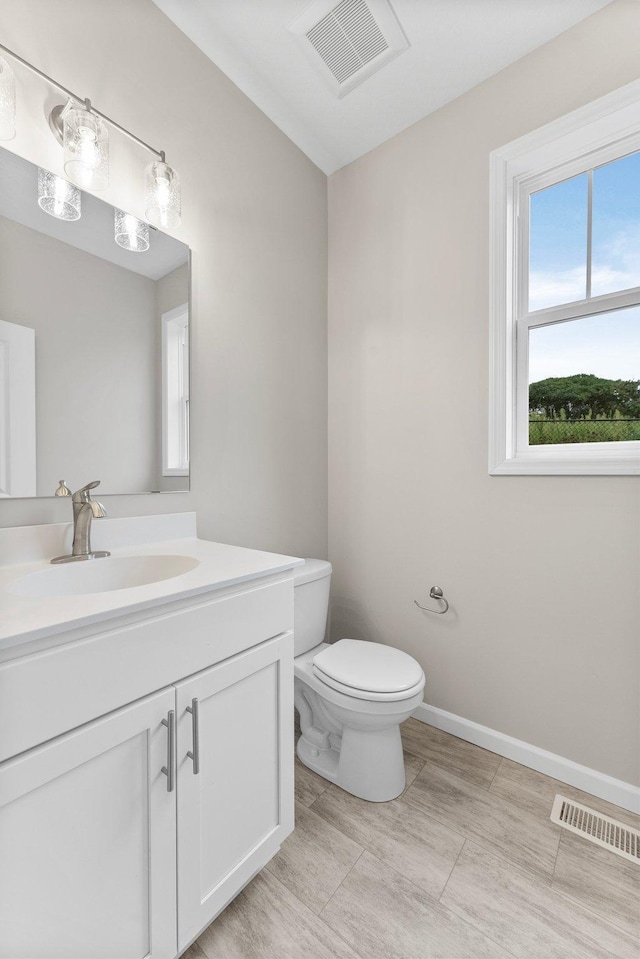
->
[0,513,304,651]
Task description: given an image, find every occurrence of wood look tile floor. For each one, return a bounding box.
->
[188,718,640,959]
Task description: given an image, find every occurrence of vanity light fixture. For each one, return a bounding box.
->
[37,167,81,221]
[114,208,149,252]
[0,56,16,140]
[0,42,181,225]
[145,156,181,229]
[62,99,109,191]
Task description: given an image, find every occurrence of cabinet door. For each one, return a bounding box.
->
[176,632,294,950]
[0,688,177,959]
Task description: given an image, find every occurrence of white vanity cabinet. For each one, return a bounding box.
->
[0,523,300,959]
[176,633,293,950]
[0,687,178,959]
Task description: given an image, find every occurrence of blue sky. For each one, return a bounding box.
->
[528,149,640,383]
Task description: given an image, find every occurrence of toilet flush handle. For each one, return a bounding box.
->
[414,586,449,615]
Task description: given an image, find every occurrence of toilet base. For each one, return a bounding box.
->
[296,736,340,786]
[297,722,406,803]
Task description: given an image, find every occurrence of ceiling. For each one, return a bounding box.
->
[152,0,613,175]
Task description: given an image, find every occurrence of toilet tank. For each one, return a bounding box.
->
[293,559,332,656]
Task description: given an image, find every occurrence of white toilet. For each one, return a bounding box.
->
[294,559,425,802]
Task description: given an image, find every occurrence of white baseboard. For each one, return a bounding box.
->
[412,703,640,815]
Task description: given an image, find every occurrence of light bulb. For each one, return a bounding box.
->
[63,104,109,191]
[155,173,171,205]
[145,159,180,229]
[77,124,100,169]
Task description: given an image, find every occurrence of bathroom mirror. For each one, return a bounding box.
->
[0,146,190,498]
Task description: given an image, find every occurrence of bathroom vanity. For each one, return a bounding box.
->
[0,513,302,958]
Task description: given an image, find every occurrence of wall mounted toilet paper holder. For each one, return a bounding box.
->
[414,586,449,615]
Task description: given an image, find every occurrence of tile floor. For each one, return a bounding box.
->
[185,718,640,959]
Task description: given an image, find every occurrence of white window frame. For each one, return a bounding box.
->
[489,79,640,475]
[0,320,36,497]
[161,304,189,477]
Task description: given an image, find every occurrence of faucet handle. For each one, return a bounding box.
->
[90,500,108,518]
[55,480,72,497]
[72,480,102,502]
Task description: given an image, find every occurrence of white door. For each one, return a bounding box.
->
[176,633,294,950]
[0,319,36,497]
[0,687,177,959]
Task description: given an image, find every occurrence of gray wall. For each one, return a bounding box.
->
[157,263,188,317]
[0,0,328,561]
[0,215,158,495]
[328,0,640,786]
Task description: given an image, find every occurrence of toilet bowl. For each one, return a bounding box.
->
[293,560,425,802]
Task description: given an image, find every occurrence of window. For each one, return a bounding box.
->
[489,81,640,474]
[162,304,189,476]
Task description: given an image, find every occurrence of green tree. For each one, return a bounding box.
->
[529,374,640,421]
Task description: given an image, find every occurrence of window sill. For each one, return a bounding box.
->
[490,443,640,475]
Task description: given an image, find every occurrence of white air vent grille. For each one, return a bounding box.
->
[307,0,389,84]
[551,795,640,864]
[288,0,409,98]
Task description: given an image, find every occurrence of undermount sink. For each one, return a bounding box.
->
[7,554,200,598]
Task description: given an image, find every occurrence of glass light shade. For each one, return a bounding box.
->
[114,209,149,252]
[145,159,180,229]
[63,105,109,191]
[0,56,16,141]
[37,168,81,221]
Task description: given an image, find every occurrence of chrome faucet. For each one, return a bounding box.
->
[51,480,111,564]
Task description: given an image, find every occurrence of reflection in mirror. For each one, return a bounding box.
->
[0,146,190,498]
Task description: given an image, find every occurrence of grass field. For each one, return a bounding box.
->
[529,418,640,444]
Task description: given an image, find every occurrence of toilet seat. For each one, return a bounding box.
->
[312,639,425,703]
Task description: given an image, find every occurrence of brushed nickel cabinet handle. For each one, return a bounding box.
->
[186,698,200,775]
[161,709,175,792]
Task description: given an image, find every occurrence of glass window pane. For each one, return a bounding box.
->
[529,173,588,312]
[592,150,640,297]
[528,306,640,445]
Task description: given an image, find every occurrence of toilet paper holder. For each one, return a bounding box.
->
[414,586,449,615]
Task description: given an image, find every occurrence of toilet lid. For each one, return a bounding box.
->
[313,639,424,694]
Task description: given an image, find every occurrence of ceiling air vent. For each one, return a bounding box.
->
[288,0,409,98]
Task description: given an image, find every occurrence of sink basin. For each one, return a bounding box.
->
[7,554,200,598]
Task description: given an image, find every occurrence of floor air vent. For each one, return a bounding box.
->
[288,0,409,97]
[551,795,640,864]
